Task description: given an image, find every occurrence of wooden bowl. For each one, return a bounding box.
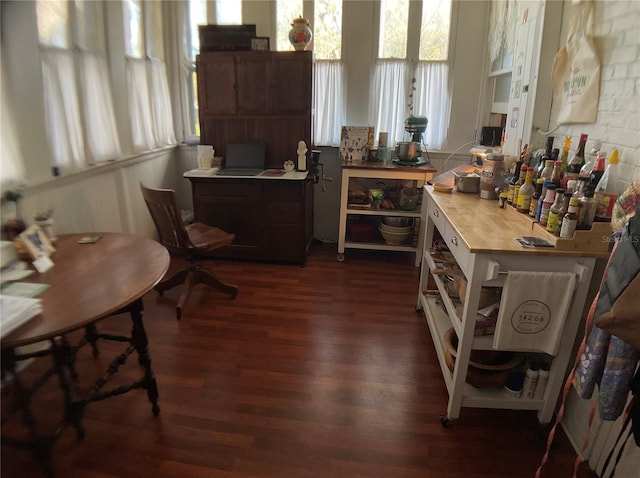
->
[443,328,523,388]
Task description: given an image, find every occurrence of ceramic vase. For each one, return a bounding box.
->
[289,16,312,51]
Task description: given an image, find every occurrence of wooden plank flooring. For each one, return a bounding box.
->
[1,244,579,477]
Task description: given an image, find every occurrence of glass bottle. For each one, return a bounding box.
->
[589,152,606,188]
[550,161,562,188]
[546,188,566,233]
[539,185,557,227]
[554,191,573,236]
[594,148,620,220]
[529,178,545,218]
[536,180,554,221]
[559,136,572,184]
[540,160,554,181]
[578,186,598,230]
[516,167,535,213]
[507,160,523,205]
[560,198,580,239]
[512,166,527,209]
[564,133,588,184]
[579,140,602,182]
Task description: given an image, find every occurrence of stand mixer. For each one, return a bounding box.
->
[395,115,429,165]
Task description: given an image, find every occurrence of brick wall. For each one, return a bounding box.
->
[550,0,640,195]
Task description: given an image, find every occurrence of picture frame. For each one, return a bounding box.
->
[19,224,55,260]
[251,37,270,51]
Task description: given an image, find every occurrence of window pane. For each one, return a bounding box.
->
[124,0,143,58]
[215,0,241,25]
[75,0,105,52]
[145,0,164,60]
[189,0,206,60]
[37,0,69,48]
[314,0,342,60]
[379,0,408,59]
[419,0,451,61]
[276,0,303,51]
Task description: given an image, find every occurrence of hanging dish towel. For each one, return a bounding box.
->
[493,271,576,355]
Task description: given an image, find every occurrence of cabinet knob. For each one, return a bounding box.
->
[433,209,439,218]
[451,236,458,246]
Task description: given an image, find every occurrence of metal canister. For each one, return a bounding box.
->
[480,153,505,199]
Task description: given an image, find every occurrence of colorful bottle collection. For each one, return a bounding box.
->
[499,134,619,232]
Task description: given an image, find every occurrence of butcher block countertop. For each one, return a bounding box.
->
[425,185,612,258]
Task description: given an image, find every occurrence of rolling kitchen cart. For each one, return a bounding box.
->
[417,185,610,425]
[337,161,436,264]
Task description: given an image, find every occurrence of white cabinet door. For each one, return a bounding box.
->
[503,0,562,156]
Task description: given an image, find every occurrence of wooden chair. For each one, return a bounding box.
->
[140,184,238,319]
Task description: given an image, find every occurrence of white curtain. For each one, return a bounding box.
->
[413,62,449,151]
[1,61,25,190]
[313,60,345,147]
[127,58,156,152]
[148,59,177,147]
[79,54,122,163]
[369,60,413,146]
[41,49,85,172]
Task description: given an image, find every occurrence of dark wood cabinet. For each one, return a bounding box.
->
[196,50,312,169]
[193,49,313,264]
[189,176,313,264]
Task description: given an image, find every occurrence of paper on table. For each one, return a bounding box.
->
[0,294,42,338]
[1,282,49,298]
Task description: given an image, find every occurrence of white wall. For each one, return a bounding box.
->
[554,0,640,474]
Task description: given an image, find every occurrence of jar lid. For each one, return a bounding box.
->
[292,16,309,25]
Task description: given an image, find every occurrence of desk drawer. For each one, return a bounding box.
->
[443,223,471,275]
[427,200,447,234]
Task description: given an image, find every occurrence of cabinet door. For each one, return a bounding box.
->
[272,53,312,115]
[236,53,272,114]
[197,53,237,115]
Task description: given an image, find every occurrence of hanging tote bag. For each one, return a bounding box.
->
[551,0,601,124]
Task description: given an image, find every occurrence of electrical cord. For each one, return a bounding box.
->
[438,140,483,172]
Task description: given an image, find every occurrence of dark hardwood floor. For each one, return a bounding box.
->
[2,244,579,477]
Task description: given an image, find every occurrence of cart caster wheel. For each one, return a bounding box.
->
[337,253,344,262]
[440,415,455,428]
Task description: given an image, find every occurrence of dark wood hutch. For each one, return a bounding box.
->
[189,50,313,264]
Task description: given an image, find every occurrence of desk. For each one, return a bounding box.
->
[1,233,169,472]
[184,170,313,264]
[337,161,436,264]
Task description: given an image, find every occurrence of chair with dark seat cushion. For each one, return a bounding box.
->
[140,183,238,319]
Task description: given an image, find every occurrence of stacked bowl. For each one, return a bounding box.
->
[379,219,412,245]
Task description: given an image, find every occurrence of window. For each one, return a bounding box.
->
[36,0,121,174]
[213,0,241,25]
[124,0,176,152]
[276,0,303,51]
[378,0,409,59]
[371,0,452,151]
[312,0,344,146]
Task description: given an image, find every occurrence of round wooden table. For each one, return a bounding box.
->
[1,233,169,475]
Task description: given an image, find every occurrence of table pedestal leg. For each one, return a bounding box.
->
[129,298,160,416]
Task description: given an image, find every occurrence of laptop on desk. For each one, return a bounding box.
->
[216,142,266,176]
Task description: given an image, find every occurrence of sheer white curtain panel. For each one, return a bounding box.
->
[41,49,85,172]
[127,58,156,152]
[1,61,26,189]
[313,61,345,147]
[148,59,177,147]
[369,60,413,145]
[413,62,449,151]
[79,54,122,163]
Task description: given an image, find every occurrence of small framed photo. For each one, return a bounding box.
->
[19,224,55,260]
[251,37,270,51]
